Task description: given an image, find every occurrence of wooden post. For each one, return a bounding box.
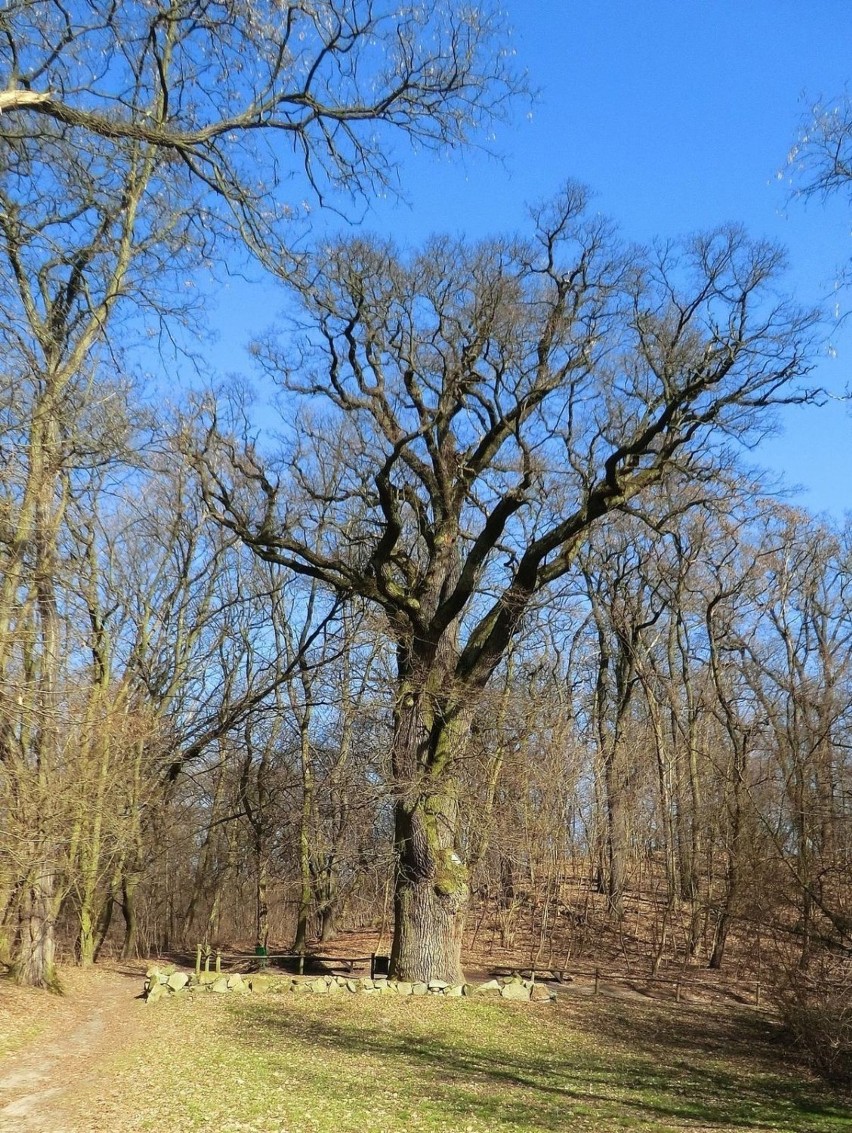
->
[195,945,201,979]
[298,951,305,976]
[675,979,681,1003]
[594,967,600,995]
[215,949,221,974]
[204,946,211,974]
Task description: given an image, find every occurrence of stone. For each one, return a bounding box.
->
[210,977,230,993]
[428,980,448,990]
[394,982,413,996]
[501,981,531,1001]
[167,971,190,992]
[226,974,244,991]
[260,978,291,994]
[249,974,285,992]
[146,964,174,981]
[345,979,360,993]
[473,979,502,994]
[530,984,556,1003]
[145,982,165,1004]
[412,982,428,996]
[445,984,464,997]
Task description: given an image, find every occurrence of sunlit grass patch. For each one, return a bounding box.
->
[93,991,849,1132]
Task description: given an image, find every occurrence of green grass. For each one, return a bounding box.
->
[97,991,849,1133]
[0,982,56,1059]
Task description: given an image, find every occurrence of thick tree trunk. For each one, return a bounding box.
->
[13,868,59,989]
[315,858,344,944]
[390,794,468,984]
[388,690,471,984]
[318,902,340,944]
[120,873,140,960]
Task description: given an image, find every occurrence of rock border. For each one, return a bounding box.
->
[143,967,556,1004]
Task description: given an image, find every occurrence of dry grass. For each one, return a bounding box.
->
[43,979,851,1133]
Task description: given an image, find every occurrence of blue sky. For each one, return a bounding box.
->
[213,1,852,518]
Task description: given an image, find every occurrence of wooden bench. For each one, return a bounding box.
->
[251,952,380,977]
[196,947,389,979]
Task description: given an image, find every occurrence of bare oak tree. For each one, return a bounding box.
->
[195,187,818,983]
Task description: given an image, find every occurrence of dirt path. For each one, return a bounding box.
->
[0,967,146,1133]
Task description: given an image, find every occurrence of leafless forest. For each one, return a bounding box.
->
[0,6,850,1083]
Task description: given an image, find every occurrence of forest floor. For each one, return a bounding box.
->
[0,952,848,1133]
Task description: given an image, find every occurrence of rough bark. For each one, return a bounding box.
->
[390,793,469,984]
[120,873,140,960]
[388,690,471,984]
[256,846,270,954]
[603,755,630,919]
[13,869,59,990]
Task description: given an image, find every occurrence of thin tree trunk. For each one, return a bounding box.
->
[293,705,315,953]
[256,843,270,953]
[603,750,630,918]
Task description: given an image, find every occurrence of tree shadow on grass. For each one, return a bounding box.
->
[223,996,850,1132]
[579,997,850,1125]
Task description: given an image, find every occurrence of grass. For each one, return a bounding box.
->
[0,976,61,1058]
[78,988,849,1133]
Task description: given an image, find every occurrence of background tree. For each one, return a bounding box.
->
[744,511,852,958]
[0,0,518,243]
[0,0,518,986]
[578,529,664,919]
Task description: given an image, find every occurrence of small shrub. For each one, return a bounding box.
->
[774,955,852,1087]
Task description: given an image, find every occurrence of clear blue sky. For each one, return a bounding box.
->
[212,1,852,518]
